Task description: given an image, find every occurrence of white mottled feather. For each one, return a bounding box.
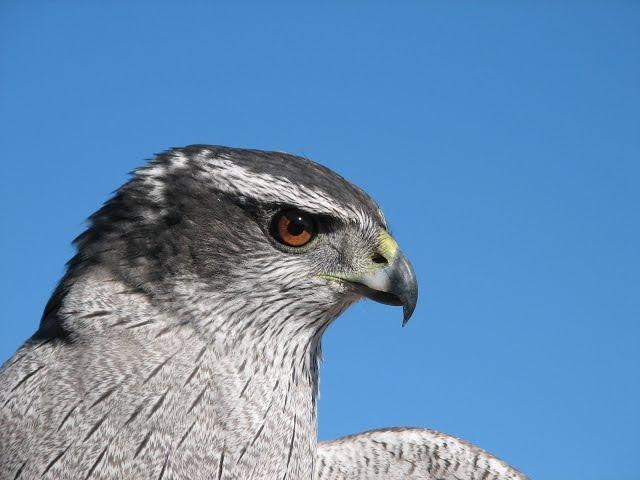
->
[316,428,527,480]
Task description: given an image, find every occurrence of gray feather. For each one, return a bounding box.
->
[316,428,528,480]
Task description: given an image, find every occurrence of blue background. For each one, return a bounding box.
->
[1,2,638,479]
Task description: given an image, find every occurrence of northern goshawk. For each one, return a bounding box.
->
[0,146,526,479]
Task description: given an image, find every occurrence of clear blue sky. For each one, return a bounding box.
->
[1,2,638,479]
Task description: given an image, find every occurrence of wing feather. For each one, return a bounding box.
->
[316,428,527,480]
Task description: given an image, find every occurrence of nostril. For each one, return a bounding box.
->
[371,253,388,265]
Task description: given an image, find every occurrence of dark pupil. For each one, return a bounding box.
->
[287,215,307,236]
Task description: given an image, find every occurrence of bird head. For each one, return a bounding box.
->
[70,146,417,335]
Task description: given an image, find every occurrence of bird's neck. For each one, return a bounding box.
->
[54,267,328,479]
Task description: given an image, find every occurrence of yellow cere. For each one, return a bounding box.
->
[378,229,399,263]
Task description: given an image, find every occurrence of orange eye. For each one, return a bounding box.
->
[272,210,316,247]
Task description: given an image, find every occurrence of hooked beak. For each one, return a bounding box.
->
[323,231,418,325]
[350,249,418,326]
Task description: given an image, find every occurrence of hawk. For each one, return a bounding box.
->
[0,146,526,479]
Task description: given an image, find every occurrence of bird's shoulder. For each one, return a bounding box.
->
[316,427,528,480]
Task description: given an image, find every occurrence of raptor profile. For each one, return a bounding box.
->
[0,146,526,479]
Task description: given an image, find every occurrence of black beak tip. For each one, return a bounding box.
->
[401,286,417,327]
[402,306,413,326]
[396,252,418,327]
